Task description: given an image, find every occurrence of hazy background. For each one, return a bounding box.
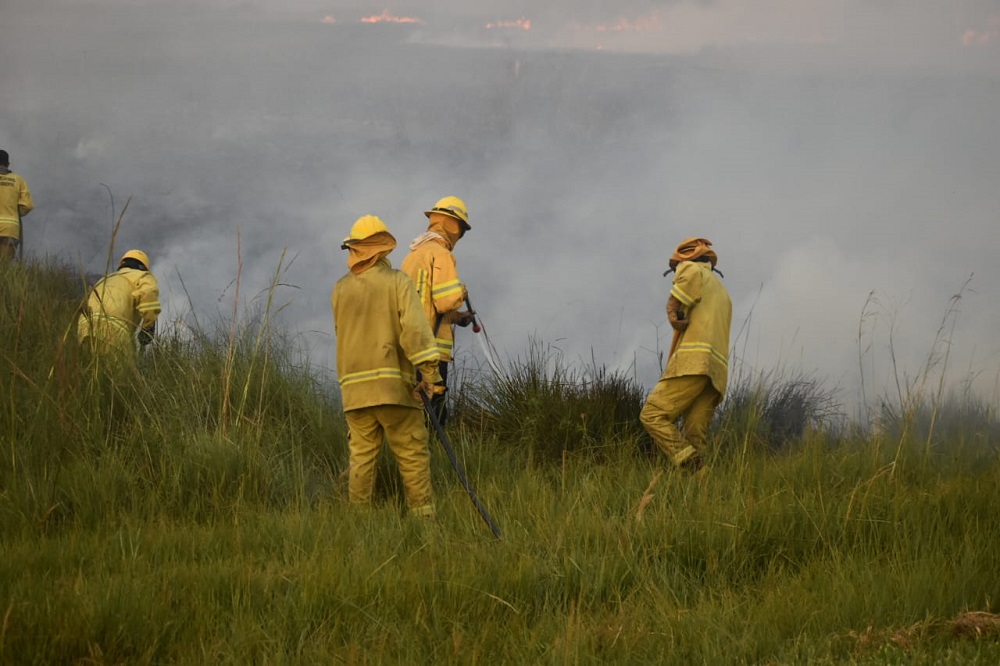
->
[3,0,999,414]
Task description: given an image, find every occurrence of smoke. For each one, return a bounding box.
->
[3,0,999,411]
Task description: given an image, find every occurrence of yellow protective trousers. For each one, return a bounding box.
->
[640,374,721,467]
[344,404,434,517]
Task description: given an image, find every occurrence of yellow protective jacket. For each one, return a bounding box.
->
[400,238,466,362]
[77,268,161,348]
[0,170,34,240]
[664,260,733,396]
[332,258,440,411]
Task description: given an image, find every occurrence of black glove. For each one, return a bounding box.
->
[138,322,156,347]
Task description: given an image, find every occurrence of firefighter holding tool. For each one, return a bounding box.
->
[640,237,732,474]
[333,214,442,517]
[401,196,475,426]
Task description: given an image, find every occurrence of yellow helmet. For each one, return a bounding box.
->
[119,249,150,270]
[341,215,391,249]
[424,196,471,231]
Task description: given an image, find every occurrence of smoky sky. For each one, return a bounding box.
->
[3,0,1000,414]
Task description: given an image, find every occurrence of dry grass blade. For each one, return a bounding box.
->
[634,469,663,523]
[950,611,1000,639]
[847,611,1000,655]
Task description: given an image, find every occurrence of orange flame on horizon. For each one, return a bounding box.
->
[360,9,424,25]
[321,15,336,24]
[962,14,1000,46]
[486,17,531,31]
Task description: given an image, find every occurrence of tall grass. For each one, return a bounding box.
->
[0,258,346,532]
[710,367,845,486]
[1,258,999,663]
[454,340,649,462]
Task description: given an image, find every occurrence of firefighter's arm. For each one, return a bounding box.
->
[399,276,444,400]
[18,180,34,217]
[134,273,162,329]
[666,295,688,332]
[430,251,466,316]
[669,263,704,311]
[399,275,441,367]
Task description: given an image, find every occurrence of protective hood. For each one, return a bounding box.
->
[346,231,396,274]
[667,237,718,271]
[426,213,463,250]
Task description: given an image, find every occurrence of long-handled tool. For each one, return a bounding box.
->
[420,392,501,538]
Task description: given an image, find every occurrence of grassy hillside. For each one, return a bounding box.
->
[1,259,999,664]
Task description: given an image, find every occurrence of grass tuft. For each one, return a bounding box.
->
[455,339,648,462]
[715,367,840,455]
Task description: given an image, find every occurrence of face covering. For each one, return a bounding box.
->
[427,213,464,250]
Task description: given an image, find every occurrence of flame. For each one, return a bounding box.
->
[485,17,531,31]
[321,15,336,25]
[360,10,424,25]
[962,15,1000,46]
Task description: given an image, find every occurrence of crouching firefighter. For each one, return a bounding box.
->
[78,249,161,362]
[332,215,443,518]
[641,238,732,474]
[400,196,475,426]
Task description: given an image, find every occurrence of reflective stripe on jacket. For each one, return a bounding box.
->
[332,258,440,411]
[0,171,34,240]
[400,239,465,362]
[664,260,732,396]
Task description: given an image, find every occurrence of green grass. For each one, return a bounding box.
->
[2,258,999,664]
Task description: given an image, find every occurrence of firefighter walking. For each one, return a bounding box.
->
[641,238,732,473]
[332,215,443,517]
[0,150,34,261]
[78,249,161,361]
[400,196,475,426]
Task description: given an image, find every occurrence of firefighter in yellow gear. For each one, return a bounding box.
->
[0,150,34,261]
[641,238,732,473]
[400,196,475,426]
[332,215,443,517]
[77,249,161,360]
